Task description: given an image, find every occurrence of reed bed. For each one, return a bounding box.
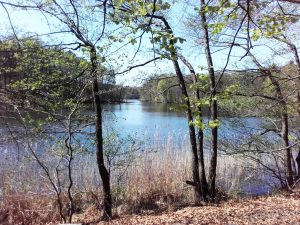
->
[0,134,270,224]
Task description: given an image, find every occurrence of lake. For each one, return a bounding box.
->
[103,99,270,143]
[0,99,270,142]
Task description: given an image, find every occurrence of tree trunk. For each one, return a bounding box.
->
[197,125,209,199]
[268,73,294,187]
[246,47,295,187]
[297,91,300,179]
[172,60,202,205]
[200,0,218,200]
[90,47,112,219]
[281,112,294,186]
[288,41,300,181]
[179,54,209,200]
[158,19,202,204]
[296,145,300,179]
[297,91,300,120]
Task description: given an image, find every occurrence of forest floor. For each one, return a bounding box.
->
[74,191,300,225]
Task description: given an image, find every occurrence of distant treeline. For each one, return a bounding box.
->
[138,65,298,117]
[0,38,140,108]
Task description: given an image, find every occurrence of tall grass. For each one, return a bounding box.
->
[0,133,271,223]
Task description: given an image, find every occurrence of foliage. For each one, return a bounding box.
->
[0,37,88,115]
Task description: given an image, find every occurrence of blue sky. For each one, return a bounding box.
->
[0,1,297,86]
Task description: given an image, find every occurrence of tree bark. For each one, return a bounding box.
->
[281,111,294,186]
[296,97,300,180]
[296,142,300,179]
[244,47,294,187]
[179,54,209,200]
[90,47,112,219]
[156,18,202,204]
[171,58,202,205]
[200,0,218,200]
[287,41,300,180]
[267,73,294,186]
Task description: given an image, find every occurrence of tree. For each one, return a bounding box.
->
[195,0,300,188]
[0,36,92,223]
[272,36,300,180]
[179,54,209,199]
[109,0,205,204]
[238,0,300,185]
[199,0,219,199]
[0,0,114,219]
[248,51,294,186]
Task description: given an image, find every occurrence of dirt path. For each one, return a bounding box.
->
[93,195,300,225]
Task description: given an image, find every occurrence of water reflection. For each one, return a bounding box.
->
[103,99,269,142]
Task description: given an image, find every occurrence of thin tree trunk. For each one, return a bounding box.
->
[179,54,209,200]
[172,59,202,205]
[177,85,203,204]
[156,18,202,204]
[288,41,300,180]
[90,47,112,219]
[245,47,294,187]
[296,141,300,179]
[297,91,300,119]
[281,112,294,186]
[200,0,218,199]
[268,73,294,187]
[297,91,300,179]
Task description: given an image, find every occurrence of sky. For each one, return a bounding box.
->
[0,1,298,86]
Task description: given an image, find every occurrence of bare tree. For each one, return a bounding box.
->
[237,46,295,187]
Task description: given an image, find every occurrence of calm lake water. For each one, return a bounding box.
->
[1,99,275,163]
[0,99,268,142]
[103,99,268,142]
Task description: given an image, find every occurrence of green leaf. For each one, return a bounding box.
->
[252,29,261,42]
[208,119,221,128]
[140,6,147,15]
